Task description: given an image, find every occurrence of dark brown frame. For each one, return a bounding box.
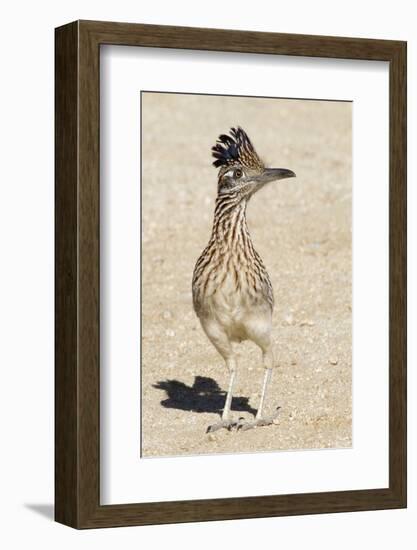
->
[55,20,407,529]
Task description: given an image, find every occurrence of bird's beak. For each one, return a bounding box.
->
[259,168,296,184]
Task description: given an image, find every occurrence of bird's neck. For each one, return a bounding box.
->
[211,193,252,251]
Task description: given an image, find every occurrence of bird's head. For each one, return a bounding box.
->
[212,126,295,199]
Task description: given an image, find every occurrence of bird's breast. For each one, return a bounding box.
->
[192,237,274,317]
[201,266,267,331]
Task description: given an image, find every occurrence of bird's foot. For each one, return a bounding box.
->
[237,407,281,431]
[206,419,237,433]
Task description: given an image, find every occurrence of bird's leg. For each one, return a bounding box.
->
[256,367,272,420]
[238,348,280,431]
[207,357,238,433]
[222,364,236,421]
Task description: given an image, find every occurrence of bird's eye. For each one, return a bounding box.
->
[234,169,243,178]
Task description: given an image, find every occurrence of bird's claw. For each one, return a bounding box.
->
[237,419,271,431]
[237,407,281,431]
[206,419,237,433]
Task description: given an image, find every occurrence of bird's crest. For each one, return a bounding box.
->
[212,127,264,171]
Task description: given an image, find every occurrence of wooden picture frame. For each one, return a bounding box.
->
[55,20,407,529]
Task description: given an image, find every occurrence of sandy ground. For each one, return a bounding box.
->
[141,92,352,458]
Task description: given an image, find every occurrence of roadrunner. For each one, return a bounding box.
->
[192,127,295,432]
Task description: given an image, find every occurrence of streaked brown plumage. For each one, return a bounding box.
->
[192,127,295,432]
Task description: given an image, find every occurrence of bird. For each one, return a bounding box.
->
[192,126,296,432]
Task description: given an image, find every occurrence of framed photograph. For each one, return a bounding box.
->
[55,20,407,528]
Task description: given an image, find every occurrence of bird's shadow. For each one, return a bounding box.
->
[153,376,257,417]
